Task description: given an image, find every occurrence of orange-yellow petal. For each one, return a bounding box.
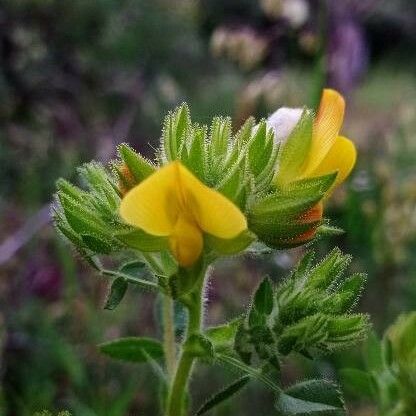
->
[177,164,248,239]
[169,215,203,267]
[303,89,345,175]
[310,135,357,192]
[119,163,180,236]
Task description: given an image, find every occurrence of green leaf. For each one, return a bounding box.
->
[365,332,383,372]
[206,318,242,353]
[275,379,346,416]
[104,277,128,310]
[210,117,231,161]
[275,109,313,187]
[216,156,250,209]
[99,337,164,363]
[118,143,155,182]
[335,273,366,313]
[339,368,374,399]
[184,124,206,181]
[325,314,369,349]
[119,260,148,277]
[209,116,232,181]
[81,234,113,254]
[185,334,214,358]
[307,248,351,290]
[291,250,315,280]
[286,173,337,197]
[247,120,268,178]
[162,104,191,161]
[316,225,345,237]
[205,230,255,256]
[117,229,169,251]
[216,353,280,392]
[277,314,329,355]
[195,376,250,415]
[254,277,274,315]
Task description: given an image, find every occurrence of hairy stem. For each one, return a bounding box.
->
[165,269,206,416]
[163,294,176,380]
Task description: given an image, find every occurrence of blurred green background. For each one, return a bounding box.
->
[1,0,416,414]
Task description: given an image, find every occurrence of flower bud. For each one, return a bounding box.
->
[266,107,303,144]
[115,163,136,196]
[288,201,323,245]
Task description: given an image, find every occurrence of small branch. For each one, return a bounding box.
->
[100,268,158,291]
[162,295,176,381]
[216,353,281,392]
[165,267,206,416]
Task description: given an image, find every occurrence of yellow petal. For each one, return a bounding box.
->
[311,135,357,192]
[169,215,203,267]
[119,163,180,236]
[176,164,248,239]
[303,89,345,175]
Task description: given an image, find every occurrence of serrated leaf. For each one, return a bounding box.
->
[275,108,313,187]
[205,318,242,353]
[247,120,268,178]
[104,277,128,310]
[99,337,163,363]
[118,143,155,182]
[316,225,345,237]
[209,117,232,181]
[216,353,280,391]
[275,379,346,416]
[195,376,249,415]
[307,248,351,290]
[185,334,214,358]
[117,229,169,251]
[335,273,366,313]
[216,157,247,206]
[184,125,206,181]
[162,104,191,161]
[81,234,113,254]
[291,251,315,280]
[205,230,255,256]
[119,259,148,276]
[326,314,369,347]
[254,277,274,315]
[277,314,329,355]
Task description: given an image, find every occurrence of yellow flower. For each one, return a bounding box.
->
[264,89,356,246]
[301,88,356,192]
[270,88,357,193]
[119,161,247,267]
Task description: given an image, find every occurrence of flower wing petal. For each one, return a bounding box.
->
[178,164,247,239]
[303,89,345,175]
[119,163,179,236]
[311,135,357,192]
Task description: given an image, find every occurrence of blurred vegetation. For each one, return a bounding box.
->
[1,0,416,414]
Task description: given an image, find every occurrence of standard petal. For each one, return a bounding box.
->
[267,107,303,143]
[119,162,180,236]
[311,135,357,191]
[303,89,345,175]
[169,215,203,267]
[177,164,247,239]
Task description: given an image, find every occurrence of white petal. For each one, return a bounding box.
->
[267,107,303,143]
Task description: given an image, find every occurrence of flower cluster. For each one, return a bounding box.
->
[53,88,364,416]
[55,89,355,273]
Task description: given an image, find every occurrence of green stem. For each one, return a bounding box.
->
[163,295,176,380]
[165,269,206,416]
